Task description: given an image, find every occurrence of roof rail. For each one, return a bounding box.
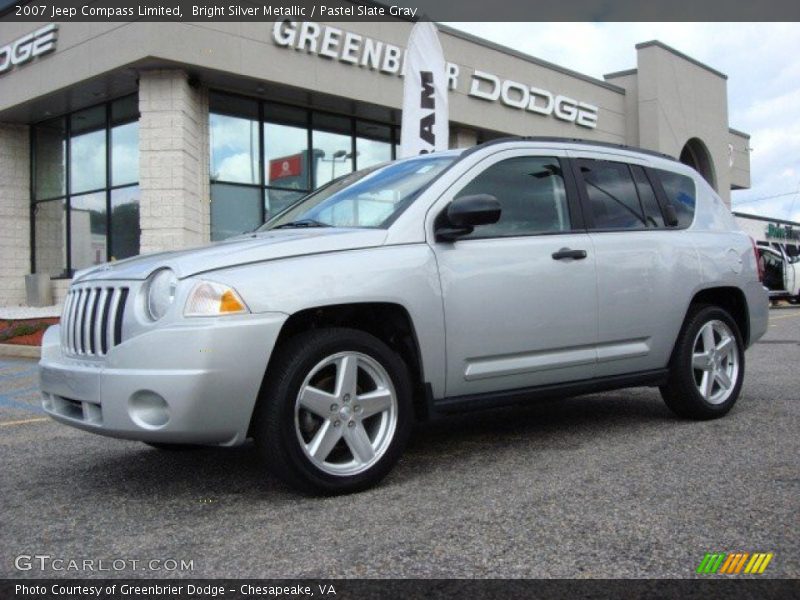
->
[461,136,678,162]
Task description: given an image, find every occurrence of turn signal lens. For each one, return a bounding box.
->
[184,281,249,317]
[220,290,245,313]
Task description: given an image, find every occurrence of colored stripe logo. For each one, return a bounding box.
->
[696,552,773,574]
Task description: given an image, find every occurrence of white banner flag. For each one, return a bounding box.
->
[399,22,449,158]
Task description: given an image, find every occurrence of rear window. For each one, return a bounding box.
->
[630,166,665,228]
[656,169,696,228]
[577,159,648,230]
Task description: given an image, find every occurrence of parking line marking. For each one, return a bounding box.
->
[770,312,800,322]
[0,417,48,427]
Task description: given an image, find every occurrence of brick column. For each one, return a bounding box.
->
[138,70,209,253]
[0,123,31,306]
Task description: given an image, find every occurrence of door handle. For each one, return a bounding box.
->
[552,248,588,260]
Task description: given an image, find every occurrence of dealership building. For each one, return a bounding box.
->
[0,17,754,306]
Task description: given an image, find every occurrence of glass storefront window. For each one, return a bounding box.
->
[208,91,399,241]
[210,113,260,184]
[112,121,139,186]
[265,188,305,220]
[264,121,309,191]
[313,113,354,188]
[210,94,260,186]
[70,105,107,194]
[31,94,140,276]
[70,129,106,194]
[110,186,140,260]
[313,129,355,187]
[70,191,107,270]
[210,183,262,241]
[356,122,393,170]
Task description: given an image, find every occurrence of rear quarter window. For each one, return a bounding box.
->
[655,169,696,228]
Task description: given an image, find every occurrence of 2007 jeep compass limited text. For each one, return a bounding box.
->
[40,138,768,494]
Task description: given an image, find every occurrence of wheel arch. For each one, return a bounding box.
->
[250,302,429,435]
[686,286,751,347]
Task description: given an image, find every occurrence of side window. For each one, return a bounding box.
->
[454,156,571,239]
[578,159,646,230]
[630,166,665,228]
[655,169,696,228]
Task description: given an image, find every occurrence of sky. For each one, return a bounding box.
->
[445,22,800,222]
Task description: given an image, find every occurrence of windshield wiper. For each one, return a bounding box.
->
[273,219,332,229]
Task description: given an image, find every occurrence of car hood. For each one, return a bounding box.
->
[73,228,388,282]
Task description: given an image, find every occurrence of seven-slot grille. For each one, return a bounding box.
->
[61,286,129,357]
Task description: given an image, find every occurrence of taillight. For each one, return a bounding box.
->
[751,237,764,283]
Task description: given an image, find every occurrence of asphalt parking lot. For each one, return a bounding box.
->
[1,307,798,579]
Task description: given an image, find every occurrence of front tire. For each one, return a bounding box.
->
[253,328,413,495]
[787,296,799,305]
[660,305,745,420]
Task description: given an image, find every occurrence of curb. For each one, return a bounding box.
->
[0,344,41,359]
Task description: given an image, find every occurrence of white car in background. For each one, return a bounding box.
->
[759,245,800,304]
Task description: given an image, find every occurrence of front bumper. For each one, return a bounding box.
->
[39,312,287,446]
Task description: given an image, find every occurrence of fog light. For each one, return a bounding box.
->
[128,391,170,429]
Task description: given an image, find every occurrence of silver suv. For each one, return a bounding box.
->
[40,138,768,494]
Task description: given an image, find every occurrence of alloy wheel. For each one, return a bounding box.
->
[691,319,740,405]
[294,351,398,476]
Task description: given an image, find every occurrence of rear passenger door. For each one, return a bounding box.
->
[569,153,698,377]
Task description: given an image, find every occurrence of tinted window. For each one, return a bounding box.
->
[630,166,664,228]
[579,160,646,230]
[656,169,696,228]
[455,156,571,239]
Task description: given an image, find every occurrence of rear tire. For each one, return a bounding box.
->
[253,327,413,495]
[787,297,799,305]
[660,305,745,420]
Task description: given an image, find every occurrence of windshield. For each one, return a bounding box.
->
[259,154,455,230]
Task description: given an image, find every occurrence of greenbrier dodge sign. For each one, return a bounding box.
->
[272,20,600,129]
[766,223,800,242]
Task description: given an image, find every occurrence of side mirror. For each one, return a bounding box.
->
[663,203,679,227]
[436,194,501,242]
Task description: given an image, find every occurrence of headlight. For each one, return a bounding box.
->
[145,268,178,321]
[184,280,249,317]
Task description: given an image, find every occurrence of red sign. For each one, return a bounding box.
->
[269,154,302,182]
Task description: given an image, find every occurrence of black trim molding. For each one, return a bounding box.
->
[431,369,670,415]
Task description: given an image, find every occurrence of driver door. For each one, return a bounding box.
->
[428,149,599,398]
